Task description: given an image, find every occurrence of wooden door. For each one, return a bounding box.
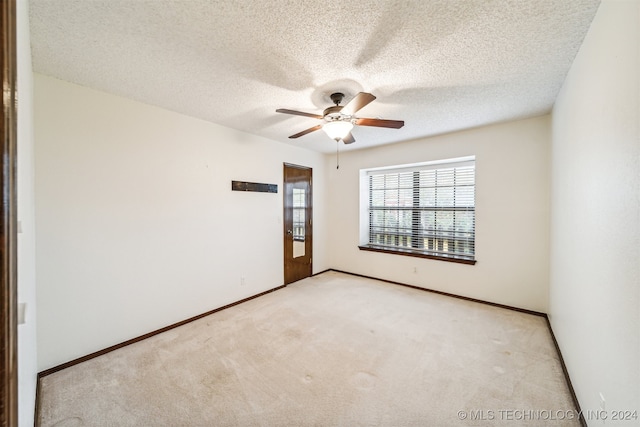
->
[283,163,312,285]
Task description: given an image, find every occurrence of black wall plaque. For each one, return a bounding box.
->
[232,181,278,193]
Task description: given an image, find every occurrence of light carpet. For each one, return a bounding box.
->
[38,271,579,426]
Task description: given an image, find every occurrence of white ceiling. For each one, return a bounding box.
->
[29,0,601,153]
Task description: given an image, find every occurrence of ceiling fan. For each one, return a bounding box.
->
[276,92,404,144]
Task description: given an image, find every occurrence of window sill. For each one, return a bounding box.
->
[358,245,477,265]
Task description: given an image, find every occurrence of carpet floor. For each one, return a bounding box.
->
[37,271,579,426]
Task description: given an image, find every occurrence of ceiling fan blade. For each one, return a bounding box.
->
[341,92,376,116]
[276,109,323,119]
[342,132,355,144]
[289,125,322,139]
[355,118,405,129]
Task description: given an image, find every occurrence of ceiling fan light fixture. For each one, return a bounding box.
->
[322,120,353,141]
[276,92,404,143]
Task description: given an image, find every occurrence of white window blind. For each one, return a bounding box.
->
[366,159,475,261]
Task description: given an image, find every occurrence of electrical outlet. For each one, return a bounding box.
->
[240,277,246,286]
[413,267,417,274]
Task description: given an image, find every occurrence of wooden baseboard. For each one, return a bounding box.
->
[327,269,546,317]
[543,316,587,427]
[37,284,286,379]
[34,270,585,427]
[34,284,287,426]
[33,373,40,427]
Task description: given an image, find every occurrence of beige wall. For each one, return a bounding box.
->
[17,1,38,425]
[34,74,329,370]
[550,0,640,417]
[326,115,551,313]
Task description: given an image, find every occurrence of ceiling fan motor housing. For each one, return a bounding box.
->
[330,92,345,105]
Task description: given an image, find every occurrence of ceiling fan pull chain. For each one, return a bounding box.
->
[336,140,340,170]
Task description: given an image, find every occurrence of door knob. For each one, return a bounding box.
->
[287,230,293,235]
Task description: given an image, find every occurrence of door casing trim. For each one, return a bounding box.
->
[283,163,313,285]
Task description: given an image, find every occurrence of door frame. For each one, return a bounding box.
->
[283,163,312,285]
[1,0,18,425]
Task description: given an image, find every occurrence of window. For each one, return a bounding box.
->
[292,188,305,242]
[359,157,476,264]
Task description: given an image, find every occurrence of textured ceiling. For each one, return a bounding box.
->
[29,0,600,153]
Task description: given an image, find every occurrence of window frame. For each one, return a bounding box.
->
[292,188,306,242]
[359,157,477,265]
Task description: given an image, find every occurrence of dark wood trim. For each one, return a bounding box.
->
[33,378,41,427]
[231,181,277,193]
[283,163,313,285]
[359,245,477,265]
[0,0,18,425]
[327,269,545,317]
[543,317,587,427]
[34,269,585,427]
[311,269,331,277]
[37,284,286,378]
[282,162,310,170]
